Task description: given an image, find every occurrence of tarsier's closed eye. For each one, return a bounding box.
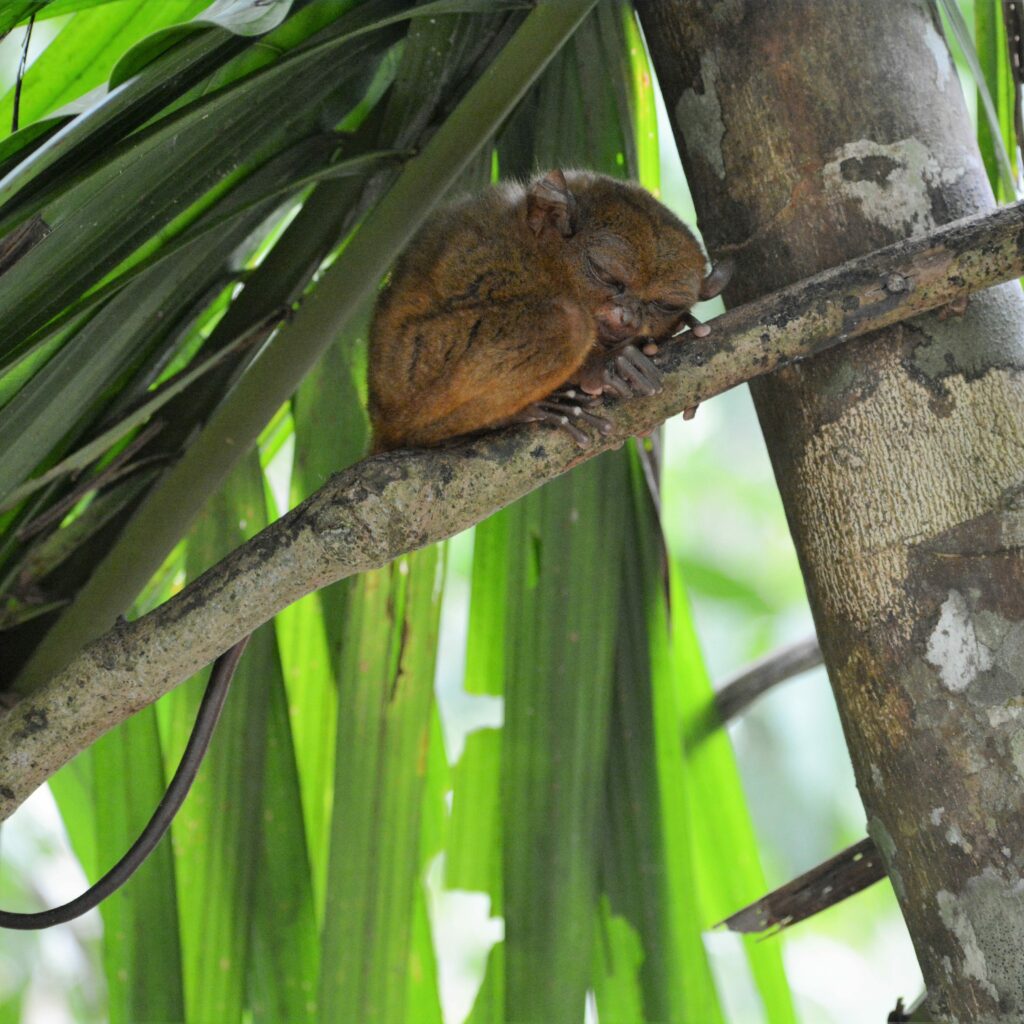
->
[585,252,625,292]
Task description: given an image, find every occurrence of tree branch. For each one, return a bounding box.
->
[714,635,823,723]
[717,836,885,934]
[2,199,1023,821]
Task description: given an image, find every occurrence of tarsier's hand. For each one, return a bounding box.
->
[519,307,724,447]
[639,303,726,421]
[579,343,663,400]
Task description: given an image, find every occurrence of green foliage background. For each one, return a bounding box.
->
[0,1,1013,1021]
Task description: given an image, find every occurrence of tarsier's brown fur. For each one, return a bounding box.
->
[368,170,728,452]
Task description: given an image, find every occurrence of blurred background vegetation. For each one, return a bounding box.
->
[0,0,1012,1021]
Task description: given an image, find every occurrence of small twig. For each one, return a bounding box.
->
[717,836,885,934]
[11,15,35,135]
[687,635,823,746]
[888,996,909,1022]
[888,992,928,1022]
[714,635,823,723]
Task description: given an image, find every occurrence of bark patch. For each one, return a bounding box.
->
[823,137,967,239]
[938,870,1024,1012]
[675,52,726,179]
[794,366,1024,637]
[926,590,994,692]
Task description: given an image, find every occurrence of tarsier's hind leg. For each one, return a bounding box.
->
[371,298,596,449]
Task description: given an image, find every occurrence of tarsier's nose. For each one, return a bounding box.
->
[614,301,641,328]
[597,300,645,341]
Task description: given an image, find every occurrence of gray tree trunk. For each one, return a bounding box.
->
[637,1,1024,1020]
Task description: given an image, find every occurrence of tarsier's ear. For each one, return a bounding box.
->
[527,169,576,238]
[699,259,733,300]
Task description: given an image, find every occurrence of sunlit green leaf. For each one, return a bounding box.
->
[92,707,185,1024]
[405,709,448,1024]
[317,547,446,1023]
[0,1,210,139]
[675,570,798,1023]
[502,453,628,1023]
[975,0,1019,201]
[592,898,646,1023]
[938,0,1016,197]
[248,647,319,1024]
[164,451,295,1023]
[608,450,724,1023]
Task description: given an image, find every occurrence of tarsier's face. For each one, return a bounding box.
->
[567,182,708,345]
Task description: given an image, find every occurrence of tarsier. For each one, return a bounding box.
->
[369,169,730,452]
[0,172,728,931]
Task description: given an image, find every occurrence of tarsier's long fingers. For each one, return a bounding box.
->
[580,343,663,399]
[614,345,662,396]
[543,414,590,446]
[517,391,613,448]
[555,388,602,407]
[519,405,591,446]
[599,365,631,399]
[537,401,612,433]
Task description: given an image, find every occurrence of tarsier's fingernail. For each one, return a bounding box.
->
[683,406,698,420]
[642,342,658,356]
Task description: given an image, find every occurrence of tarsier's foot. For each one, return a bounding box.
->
[579,343,663,399]
[516,389,613,447]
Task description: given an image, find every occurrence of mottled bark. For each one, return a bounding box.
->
[637,1,1024,1019]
